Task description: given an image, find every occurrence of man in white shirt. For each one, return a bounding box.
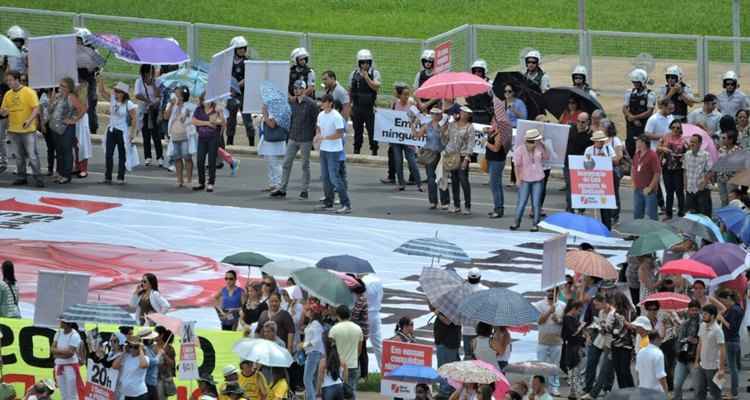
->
[533,289,564,396]
[635,331,668,392]
[314,94,351,214]
[687,94,722,135]
[361,273,383,367]
[644,98,675,150]
[53,319,83,400]
[695,304,726,400]
[584,130,617,229]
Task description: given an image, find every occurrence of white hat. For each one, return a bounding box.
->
[137,328,159,340]
[223,364,239,377]
[631,316,653,332]
[468,268,481,280]
[524,128,543,141]
[591,130,608,142]
[429,108,443,115]
[459,105,473,114]
[113,81,130,94]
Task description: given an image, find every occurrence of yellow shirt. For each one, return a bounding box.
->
[267,378,289,400]
[1,86,39,133]
[239,372,267,400]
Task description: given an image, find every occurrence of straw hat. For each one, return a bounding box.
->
[591,130,608,142]
[136,328,159,340]
[524,128,543,141]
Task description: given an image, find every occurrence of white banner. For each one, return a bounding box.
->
[28,34,78,89]
[178,320,199,380]
[204,47,234,103]
[569,155,617,209]
[381,380,417,399]
[373,108,426,146]
[85,359,119,400]
[33,270,90,328]
[515,120,569,169]
[243,60,290,114]
[542,234,567,291]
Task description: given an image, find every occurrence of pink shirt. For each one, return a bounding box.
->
[513,144,546,183]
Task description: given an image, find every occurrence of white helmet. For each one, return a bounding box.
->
[6,25,28,42]
[665,65,683,80]
[229,36,248,48]
[471,59,488,72]
[524,50,542,63]
[723,70,739,82]
[629,68,648,84]
[572,65,588,80]
[73,27,91,45]
[356,49,373,62]
[421,49,435,62]
[290,47,309,63]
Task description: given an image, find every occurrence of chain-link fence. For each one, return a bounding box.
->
[0,7,76,38]
[194,23,304,65]
[423,25,472,73]
[705,36,750,98]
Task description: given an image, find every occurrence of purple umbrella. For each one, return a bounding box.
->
[87,33,137,60]
[118,37,189,65]
[691,243,748,284]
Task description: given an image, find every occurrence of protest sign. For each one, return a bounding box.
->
[568,155,616,209]
[381,339,433,400]
[84,359,119,400]
[177,320,199,380]
[374,108,426,147]
[204,47,233,103]
[542,234,567,290]
[243,60,289,114]
[434,41,452,74]
[515,120,570,169]
[28,34,77,89]
[472,123,490,154]
[33,270,90,328]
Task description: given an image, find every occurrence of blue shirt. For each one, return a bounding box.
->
[144,345,160,386]
[723,303,744,342]
[507,98,527,128]
[423,123,445,152]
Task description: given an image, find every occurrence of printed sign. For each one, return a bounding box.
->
[381,340,433,399]
[178,321,199,380]
[243,60,290,114]
[28,34,78,89]
[374,108,427,146]
[515,120,570,169]
[434,41,452,74]
[472,123,490,154]
[568,155,616,209]
[381,381,418,398]
[84,359,119,400]
[204,47,234,103]
[542,234,568,290]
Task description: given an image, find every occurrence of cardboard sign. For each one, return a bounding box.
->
[434,41,452,74]
[84,359,119,400]
[178,320,199,380]
[243,60,290,114]
[27,34,78,89]
[380,340,433,399]
[204,47,234,103]
[542,234,568,290]
[569,155,616,209]
[33,270,90,328]
[374,108,427,147]
[515,120,570,169]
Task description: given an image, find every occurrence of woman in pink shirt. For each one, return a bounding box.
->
[511,129,548,231]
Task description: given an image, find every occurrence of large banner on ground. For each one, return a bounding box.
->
[374,108,426,146]
[515,120,569,169]
[568,155,616,209]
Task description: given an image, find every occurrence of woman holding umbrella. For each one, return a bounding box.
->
[191,92,225,192]
[412,108,449,209]
[441,105,474,214]
[135,64,163,167]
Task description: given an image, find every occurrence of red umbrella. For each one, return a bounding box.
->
[414,72,491,99]
[660,259,718,279]
[639,292,691,310]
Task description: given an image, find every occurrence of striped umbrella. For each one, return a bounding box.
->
[61,303,137,326]
[639,292,691,311]
[394,237,471,262]
[457,288,540,326]
[419,267,476,325]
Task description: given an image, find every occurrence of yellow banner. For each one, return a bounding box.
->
[0,318,243,400]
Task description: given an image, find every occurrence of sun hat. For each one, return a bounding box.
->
[459,105,473,114]
[591,130,608,142]
[223,364,240,377]
[113,81,130,94]
[631,316,653,332]
[524,128,543,141]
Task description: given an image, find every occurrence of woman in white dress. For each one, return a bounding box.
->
[74,81,93,178]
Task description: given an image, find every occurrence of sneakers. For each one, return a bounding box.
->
[145,158,152,166]
[167,165,176,173]
[298,191,308,200]
[270,190,286,198]
[336,206,352,214]
[230,159,240,176]
[461,208,472,215]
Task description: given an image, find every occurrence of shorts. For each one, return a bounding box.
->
[172,139,191,160]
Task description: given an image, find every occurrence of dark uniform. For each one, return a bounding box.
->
[625,88,653,158]
[663,82,690,120]
[350,69,379,155]
[227,56,256,146]
[289,64,314,98]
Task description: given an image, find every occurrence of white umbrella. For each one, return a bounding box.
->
[232,338,293,367]
[262,259,311,277]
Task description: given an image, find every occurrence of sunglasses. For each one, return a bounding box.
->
[504,90,513,94]
[526,60,538,65]
[141,279,148,284]
[225,277,235,281]
[525,140,536,144]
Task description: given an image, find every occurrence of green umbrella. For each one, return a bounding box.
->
[291,268,354,307]
[613,220,672,236]
[627,229,684,256]
[221,252,273,267]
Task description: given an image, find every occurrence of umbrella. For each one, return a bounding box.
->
[86,33,138,60]
[538,212,612,240]
[394,237,471,262]
[316,255,374,274]
[613,219,672,236]
[691,242,748,284]
[660,259,717,279]
[385,365,440,383]
[261,81,292,131]
[715,206,747,236]
[606,388,667,400]
[667,217,720,242]
[681,124,719,164]
[627,229,683,256]
[233,338,293,367]
[565,250,618,280]
[262,259,311,277]
[61,303,137,326]
[145,313,183,334]
[290,268,354,307]
[457,288,540,326]
[493,71,545,119]
[543,86,604,120]
[222,252,273,267]
[438,360,504,384]
[447,360,511,400]
[414,72,491,99]
[419,267,476,325]
[684,213,725,243]
[639,292,691,310]
[504,361,562,376]
[0,34,21,57]
[710,149,750,173]
[115,37,190,65]
[729,168,750,186]
[157,67,208,97]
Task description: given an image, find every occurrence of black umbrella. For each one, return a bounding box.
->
[543,86,603,120]
[492,71,545,119]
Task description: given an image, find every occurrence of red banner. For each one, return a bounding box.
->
[381,340,433,374]
[434,41,452,74]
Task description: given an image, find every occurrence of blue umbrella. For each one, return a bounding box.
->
[537,212,611,240]
[457,288,540,326]
[684,213,725,243]
[316,255,374,274]
[385,365,440,383]
[261,81,291,131]
[716,206,747,237]
[158,67,208,96]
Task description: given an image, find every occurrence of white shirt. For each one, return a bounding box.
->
[644,113,674,150]
[53,329,81,365]
[635,344,666,392]
[120,354,149,397]
[533,300,565,343]
[304,320,326,355]
[361,274,383,314]
[584,143,615,159]
[687,108,722,135]
[109,95,137,133]
[317,109,345,152]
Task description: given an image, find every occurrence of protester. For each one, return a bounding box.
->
[164,86,195,187]
[658,65,696,121]
[485,97,512,219]
[361,272,384,366]
[683,133,713,215]
[258,103,287,193]
[696,304,727,400]
[195,375,219,400]
[716,131,742,206]
[528,376,553,400]
[328,305,363,399]
[688,94,722,135]
[73,81,92,178]
[97,80,137,184]
[387,83,421,191]
[718,71,749,117]
[318,335,346,400]
[220,382,246,400]
[532,289,564,396]
[635,331,668,392]
[522,50,550,93]
[717,289,743,399]
[737,109,750,147]
[673,300,701,400]
[563,112,592,212]
[24,379,55,400]
[214,270,244,331]
[154,326,176,400]
[136,328,161,399]
[112,336,150,400]
[584,130,617,228]
[192,93,224,192]
[52,318,83,400]
[511,129,548,231]
[349,49,381,155]
[0,260,20,318]
[315,94,351,213]
[560,301,585,399]
[657,119,687,220]
[322,71,351,120]
[559,96,582,125]
[134,64,163,167]
[413,108,449,209]
[462,268,484,359]
[130,273,170,325]
[442,106,474,214]
[238,360,267,400]
[255,292,295,352]
[301,303,325,400]
[631,135,661,220]
[393,316,416,343]
[240,282,267,332]
[0,70,43,187]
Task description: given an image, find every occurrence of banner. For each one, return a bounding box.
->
[243,60,290,114]
[568,155,616,209]
[373,108,426,146]
[515,120,569,169]
[542,235,567,291]
[33,270,90,328]
[28,34,78,89]
[178,321,199,380]
[204,47,233,103]
[84,359,119,400]
[434,41,451,74]
[380,340,433,399]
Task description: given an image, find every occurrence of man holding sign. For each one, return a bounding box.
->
[583,131,618,229]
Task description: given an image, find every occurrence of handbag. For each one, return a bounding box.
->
[479,157,489,173]
[262,122,289,142]
[443,152,461,171]
[417,148,438,166]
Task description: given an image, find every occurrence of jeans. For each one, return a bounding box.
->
[321,150,350,207]
[726,341,741,396]
[54,125,75,179]
[368,312,383,367]
[304,351,322,400]
[43,124,56,172]
[515,180,544,225]
[105,128,126,181]
[226,98,255,146]
[9,131,42,180]
[265,154,283,188]
[197,134,219,185]
[633,188,657,220]
[488,159,506,212]
[663,169,685,217]
[536,344,562,391]
[322,383,344,400]
[352,106,377,154]
[673,361,695,400]
[450,165,470,209]
[393,144,421,187]
[661,339,677,391]
[141,111,163,161]
[590,347,634,397]
[583,344,603,393]
[345,367,359,400]
[280,140,313,192]
[426,155,449,206]
[0,118,7,168]
[436,345,460,396]
[695,368,722,400]
[686,189,713,216]
[462,335,476,359]
[540,169,551,209]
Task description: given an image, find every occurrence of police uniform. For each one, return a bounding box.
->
[524,69,550,93]
[657,83,694,120]
[227,55,256,146]
[717,89,750,118]
[349,67,381,155]
[288,65,316,97]
[624,88,656,157]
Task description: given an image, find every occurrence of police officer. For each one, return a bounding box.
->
[5,25,28,76]
[622,68,656,158]
[415,49,438,113]
[522,49,550,93]
[227,36,256,146]
[717,70,749,118]
[289,47,315,98]
[74,27,104,135]
[349,49,381,155]
[657,65,696,121]
[571,65,596,98]
[466,59,493,125]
